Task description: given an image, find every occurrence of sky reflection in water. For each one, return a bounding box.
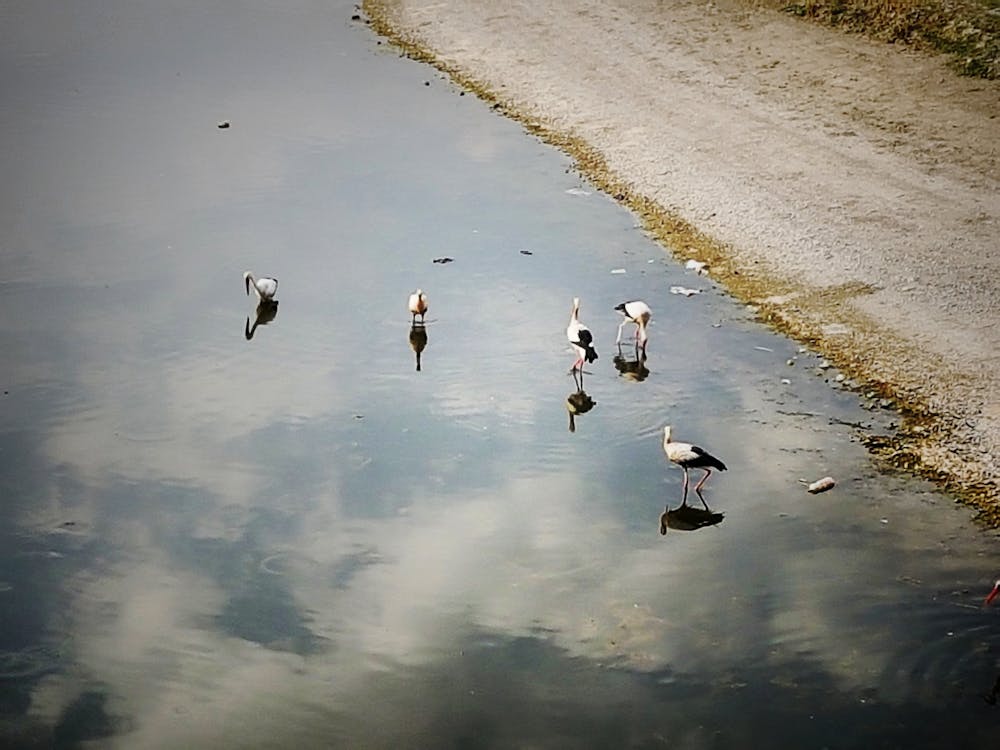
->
[0,1,998,747]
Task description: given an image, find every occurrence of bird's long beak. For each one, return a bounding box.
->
[986,581,1000,606]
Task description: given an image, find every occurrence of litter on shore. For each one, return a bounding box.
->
[670,286,701,297]
[804,476,837,494]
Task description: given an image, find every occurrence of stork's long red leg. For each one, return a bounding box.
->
[694,469,713,492]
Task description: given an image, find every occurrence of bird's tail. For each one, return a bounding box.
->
[710,456,727,472]
[585,347,598,363]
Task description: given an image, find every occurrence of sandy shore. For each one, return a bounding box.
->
[363,0,1000,517]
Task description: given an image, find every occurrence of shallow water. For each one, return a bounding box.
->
[1,1,998,747]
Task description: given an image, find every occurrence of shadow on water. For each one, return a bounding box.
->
[984,674,1000,706]
[409,321,427,371]
[613,342,650,382]
[659,489,725,534]
[245,299,279,341]
[566,370,596,433]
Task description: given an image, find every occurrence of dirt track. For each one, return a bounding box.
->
[363,0,1000,515]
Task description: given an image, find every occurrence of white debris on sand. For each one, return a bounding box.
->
[806,477,837,494]
[670,286,701,297]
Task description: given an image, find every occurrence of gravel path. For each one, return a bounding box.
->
[364,0,1000,515]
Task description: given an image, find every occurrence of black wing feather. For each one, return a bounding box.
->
[690,445,727,471]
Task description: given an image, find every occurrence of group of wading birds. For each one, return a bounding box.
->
[245,271,1000,598]
[410,287,728,533]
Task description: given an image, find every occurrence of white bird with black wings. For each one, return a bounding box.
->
[614,299,652,348]
[662,425,727,502]
[566,297,598,372]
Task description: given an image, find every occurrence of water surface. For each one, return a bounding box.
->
[1,1,998,747]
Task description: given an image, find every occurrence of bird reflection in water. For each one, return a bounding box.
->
[659,490,724,534]
[566,370,596,433]
[613,299,651,351]
[409,322,428,371]
[613,343,650,382]
[983,674,1000,706]
[245,299,279,341]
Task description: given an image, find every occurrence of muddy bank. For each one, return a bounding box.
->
[362,0,1000,519]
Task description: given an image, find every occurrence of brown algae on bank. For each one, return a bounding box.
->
[361,1,1000,525]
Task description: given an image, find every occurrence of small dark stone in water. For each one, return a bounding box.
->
[520,250,533,255]
[424,81,430,86]
[432,257,454,264]
[217,120,230,129]
[351,14,360,20]
[459,91,465,96]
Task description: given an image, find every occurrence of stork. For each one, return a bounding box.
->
[409,289,428,323]
[566,297,598,373]
[614,300,652,349]
[662,425,727,503]
[244,271,278,301]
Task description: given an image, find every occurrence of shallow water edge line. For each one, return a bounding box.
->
[361,0,999,524]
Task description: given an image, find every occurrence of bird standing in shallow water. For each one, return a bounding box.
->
[566,297,598,373]
[662,425,727,503]
[614,300,652,349]
[244,271,278,301]
[409,289,428,323]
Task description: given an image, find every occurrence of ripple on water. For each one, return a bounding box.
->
[19,380,103,432]
[0,644,65,680]
[876,601,1000,706]
[258,550,324,577]
[48,520,91,537]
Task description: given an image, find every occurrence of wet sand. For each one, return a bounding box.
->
[363,0,1000,518]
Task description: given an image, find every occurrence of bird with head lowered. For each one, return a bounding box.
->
[244,271,278,301]
[614,299,652,350]
[662,425,727,504]
[409,289,428,324]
